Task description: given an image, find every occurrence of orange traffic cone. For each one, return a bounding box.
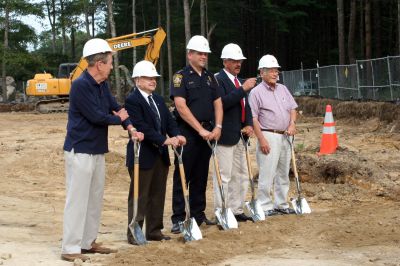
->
[318,105,338,155]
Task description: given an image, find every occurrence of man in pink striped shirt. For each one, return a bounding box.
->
[248,54,297,216]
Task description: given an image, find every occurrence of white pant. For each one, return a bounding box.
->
[213,141,249,215]
[256,132,291,211]
[62,150,105,254]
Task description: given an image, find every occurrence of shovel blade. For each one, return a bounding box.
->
[179,218,202,242]
[215,207,238,230]
[244,200,265,221]
[128,221,147,245]
[291,197,311,215]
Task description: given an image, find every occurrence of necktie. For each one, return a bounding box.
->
[148,95,161,132]
[234,77,245,123]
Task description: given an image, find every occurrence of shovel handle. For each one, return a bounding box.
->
[179,164,189,197]
[134,162,139,201]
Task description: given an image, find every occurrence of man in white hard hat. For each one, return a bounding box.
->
[249,54,297,217]
[61,38,144,262]
[124,60,186,244]
[213,43,257,222]
[170,35,223,233]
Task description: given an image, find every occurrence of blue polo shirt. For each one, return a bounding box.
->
[63,70,131,154]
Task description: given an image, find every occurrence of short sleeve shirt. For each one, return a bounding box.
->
[249,81,298,131]
[170,65,220,122]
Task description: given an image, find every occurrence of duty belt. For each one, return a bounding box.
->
[261,129,286,135]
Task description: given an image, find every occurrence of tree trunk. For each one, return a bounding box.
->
[166,0,173,86]
[132,0,137,66]
[359,0,364,59]
[336,0,345,64]
[91,0,96,37]
[2,1,9,102]
[71,27,76,60]
[107,0,123,102]
[157,0,164,96]
[45,0,57,53]
[183,0,191,46]
[398,0,400,54]
[84,0,91,38]
[60,0,67,56]
[348,0,356,63]
[365,0,372,59]
[200,0,205,36]
[372,0,381,57]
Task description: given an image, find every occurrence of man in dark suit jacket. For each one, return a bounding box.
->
[214,44,257,222]
[125,60,186,243]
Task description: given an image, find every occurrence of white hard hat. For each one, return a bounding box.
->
[132,60,160,78]
[220,43,246,60]
[186,35,211,53]
[83,38,113,58]
[258,54,281,69]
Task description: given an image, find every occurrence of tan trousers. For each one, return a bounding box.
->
[62,150,105,254]
[256,131,291,211]
[213,141,249,215]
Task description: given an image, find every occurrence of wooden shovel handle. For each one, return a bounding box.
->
[134,162,139,201]
[179,164,189,197]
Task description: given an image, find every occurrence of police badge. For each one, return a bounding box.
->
[173,74,183,87]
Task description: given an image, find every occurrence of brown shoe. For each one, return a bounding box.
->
[81,245,117,254]
[61,253,89,262]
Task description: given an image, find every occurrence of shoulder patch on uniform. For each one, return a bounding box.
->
[173,74,183,88]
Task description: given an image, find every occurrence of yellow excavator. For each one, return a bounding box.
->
[26,27,166,113]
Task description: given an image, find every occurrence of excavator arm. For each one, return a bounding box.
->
[70,27,166,81]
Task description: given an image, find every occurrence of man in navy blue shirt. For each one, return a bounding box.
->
[61,38,143,262]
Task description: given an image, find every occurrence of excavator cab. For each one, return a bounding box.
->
[58,63,78,78]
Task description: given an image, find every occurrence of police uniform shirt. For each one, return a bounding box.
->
[170,65,220,123]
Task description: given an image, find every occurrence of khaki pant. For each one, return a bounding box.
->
[213,141,249,215]
[256,132,291,211]
[62,150,105,254]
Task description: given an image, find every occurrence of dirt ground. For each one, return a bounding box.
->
[0,101,399,266]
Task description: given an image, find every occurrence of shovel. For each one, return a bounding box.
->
[207,141,238,230]
[241,133,265,221]
[128,140,147,245]
[173,146,202,242]
[286,136,312,215]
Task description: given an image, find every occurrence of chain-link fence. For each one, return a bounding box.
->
[281,55,400,102]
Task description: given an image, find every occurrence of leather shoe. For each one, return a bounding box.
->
[81,244,117,254]
[171,223,180,234]
[234,213,251,222]
[61,253,89,262]
[275,208,296,215]
[203,217,217,225]
[147,234,171,241]
[264,209,280,216]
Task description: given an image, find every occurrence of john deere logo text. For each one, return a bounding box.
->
[113,42,131,49]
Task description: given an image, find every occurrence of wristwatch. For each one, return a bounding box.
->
[129,127,137,134]
[216,124,222,129]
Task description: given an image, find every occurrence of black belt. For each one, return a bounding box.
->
[261,129,286,135]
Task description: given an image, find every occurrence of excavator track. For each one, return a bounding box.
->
[35,98,69,114]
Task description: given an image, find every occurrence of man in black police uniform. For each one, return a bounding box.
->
[170,35,223,233]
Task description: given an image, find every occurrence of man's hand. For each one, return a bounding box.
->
[259,136,271,154]
[113,108,129,122]
[209,127,221,141]
[199,128,211,140]
[131,131,144,142]
[176,135,187,146]
[164,137,179,147]
[242,78,257,92]
[286,123,296,136]
[241,126,254,137]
